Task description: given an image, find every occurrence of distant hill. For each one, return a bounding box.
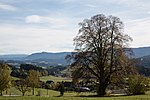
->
[26,52,70,60]
[135,55,150,68]
[0,46,150,66]
[0,54,28,60]
[132,47,150,58]
[0,52,71,66]
[25,52,71,66]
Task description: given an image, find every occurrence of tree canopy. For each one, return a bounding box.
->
[26,70,40,95]
[0,63,11,96]
[68,14,135,96]
[14,79,30,96]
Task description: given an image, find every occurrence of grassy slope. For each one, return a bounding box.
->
[12,75,71,83]
[40,75,71,82]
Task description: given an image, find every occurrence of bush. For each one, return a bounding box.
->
[59,82,65,96]
[127,75,149,95]
[53,82,65,96]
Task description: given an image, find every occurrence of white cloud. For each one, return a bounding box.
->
[61,0,76,3]
[85,4,97,8]
[25,15,41,23]
[25,15,81,29]
[0,3,17,11]
[1,0,150,54]
[0,24,76,54]
[110,0,150,11]
[25,15,69,26]
[125,17,150,47]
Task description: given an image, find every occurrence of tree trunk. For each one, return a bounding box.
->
[47,89,48,95]
[32,87,34,95]
[6,90,8,94]
[22,92,25,96]
[0,90,3,96]
[97,84,107,97]
[97,80,108,96]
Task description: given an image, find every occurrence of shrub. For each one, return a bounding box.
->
[59,82,65,96]
[126,75,149,95]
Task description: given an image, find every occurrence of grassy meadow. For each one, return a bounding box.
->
[1,90,150,100]
[1,75,150,100]
[40,75,71,82]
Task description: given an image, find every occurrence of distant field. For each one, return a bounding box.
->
[40,75,71,82]
[12,75,71,82]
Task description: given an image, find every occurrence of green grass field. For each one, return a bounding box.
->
[1,86,150,100]
[3,75,150,100]
[12,75,69,83]
[40,75,71,82]
[1,91,150,100]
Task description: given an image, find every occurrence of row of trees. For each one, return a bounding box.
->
[0,63,66,96]
[0,63,40,96]
[13,70,40,96]
[11,64,48,78]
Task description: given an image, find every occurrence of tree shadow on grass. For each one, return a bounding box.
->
[75,94,128,98]
[54,95,63,97]
[53,93,136,98]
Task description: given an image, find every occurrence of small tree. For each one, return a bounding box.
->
[59,82,64,96]
[127,75,149,95]
[14,79,30,96]
[26,70,40,95]
[0,63,11,96]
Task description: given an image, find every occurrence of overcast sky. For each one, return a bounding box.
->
[0,0,150,54]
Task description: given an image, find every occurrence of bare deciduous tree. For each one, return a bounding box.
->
[67,14,135,96]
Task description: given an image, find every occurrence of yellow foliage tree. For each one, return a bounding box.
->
[26,70,40,95]
[0,63,11,96]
